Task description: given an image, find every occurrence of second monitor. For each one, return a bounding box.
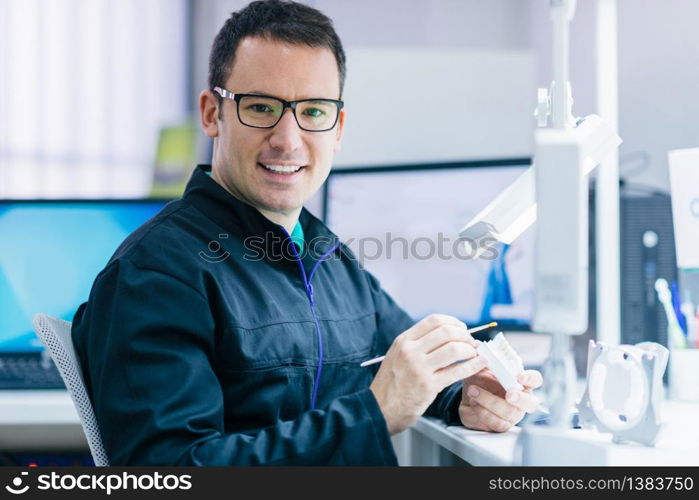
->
[323,159,534,329]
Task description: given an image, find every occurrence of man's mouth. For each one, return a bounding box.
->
[258,163,306,174]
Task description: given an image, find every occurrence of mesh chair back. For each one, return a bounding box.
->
[32,313,109,466]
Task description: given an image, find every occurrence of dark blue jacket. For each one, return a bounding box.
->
[72,165,462,465]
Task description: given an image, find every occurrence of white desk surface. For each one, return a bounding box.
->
[0,390,78,425]
[3,390,699,463]
[0,390,86,451]
[414,400,699,466]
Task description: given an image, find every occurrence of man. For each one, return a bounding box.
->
[72,0,542,465]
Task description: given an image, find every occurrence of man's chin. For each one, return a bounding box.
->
[256,198,306,217]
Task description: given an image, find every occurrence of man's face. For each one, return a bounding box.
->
[204,36,345,217]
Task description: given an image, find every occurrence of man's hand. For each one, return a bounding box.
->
[370,314,488,435]
[458,369,543,432]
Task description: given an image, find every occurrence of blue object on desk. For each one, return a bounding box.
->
[671,280,688,335]
[519,410,581,429]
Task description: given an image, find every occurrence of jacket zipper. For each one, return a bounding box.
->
[281,227,340,410]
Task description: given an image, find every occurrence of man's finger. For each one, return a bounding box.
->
[458,406,491,432]
[403,314,466,341]
[470,404,514,433]
[517,370,543,390]
[436,356,488,387]
[425,341,477,370]
[505,389,540,413]
[466,385,521,423]
[462,369,505,397]
[416,324,477,353]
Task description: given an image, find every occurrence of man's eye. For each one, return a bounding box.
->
[249,103,273,113]
[303,108,326,118]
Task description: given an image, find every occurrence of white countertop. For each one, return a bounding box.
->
[413,399,699,466]
[3,389,699,463]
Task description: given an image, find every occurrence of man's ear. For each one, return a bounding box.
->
[333,108,346,153]
[199,90,220,138]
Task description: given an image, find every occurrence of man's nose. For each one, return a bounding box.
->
[268,108,303,152]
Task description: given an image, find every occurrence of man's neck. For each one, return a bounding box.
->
[209,166,300,234]
[256,207,302,235]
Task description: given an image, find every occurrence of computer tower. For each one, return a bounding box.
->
[579,185,677,375]
[618,186,677,347]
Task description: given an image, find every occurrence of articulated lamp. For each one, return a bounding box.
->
[458,0,636,464]
[459,110,620,261]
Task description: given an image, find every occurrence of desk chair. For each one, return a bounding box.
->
[32,314,109,466]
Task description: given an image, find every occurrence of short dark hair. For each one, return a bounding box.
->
[208,0,346,100]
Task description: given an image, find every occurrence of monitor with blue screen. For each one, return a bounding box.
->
[0,200,169,353]
[323,159,534,329]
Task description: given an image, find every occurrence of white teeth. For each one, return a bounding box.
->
[262,164,302,174]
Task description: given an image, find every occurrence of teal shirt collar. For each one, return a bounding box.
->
[290,219,305,253]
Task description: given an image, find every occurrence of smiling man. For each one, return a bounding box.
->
[204,37,343,232]
[72,0,542,466]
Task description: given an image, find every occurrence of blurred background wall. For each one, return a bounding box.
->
[1,0,698,198]
[0,0,191,197]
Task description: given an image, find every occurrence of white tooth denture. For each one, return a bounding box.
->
[262,164,302,174]
[476,332,525,392]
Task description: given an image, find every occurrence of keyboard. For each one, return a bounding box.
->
[0,353,65,390]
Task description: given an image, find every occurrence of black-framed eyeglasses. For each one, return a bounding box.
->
[213,87,344,132]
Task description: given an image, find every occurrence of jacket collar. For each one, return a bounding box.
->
[182,165,341,257]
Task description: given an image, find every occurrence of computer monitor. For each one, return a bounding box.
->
[0,200,169,352]
[323,159,534,329]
